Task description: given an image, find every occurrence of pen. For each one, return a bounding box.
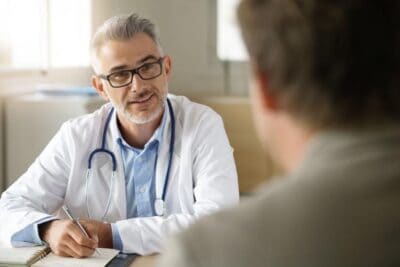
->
[62,205,100,255]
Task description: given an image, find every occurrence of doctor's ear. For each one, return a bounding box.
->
[91,75,109,101]
[163,55,172,79]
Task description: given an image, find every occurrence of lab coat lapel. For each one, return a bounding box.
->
[85,106,126,222]
[155,98,181,210]
[107,109,127,220]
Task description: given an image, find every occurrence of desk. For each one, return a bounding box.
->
[130,255,158,267]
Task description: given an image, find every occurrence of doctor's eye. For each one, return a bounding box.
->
[139,62,156,72]
[109,71,131,83]
[138,62,161,77]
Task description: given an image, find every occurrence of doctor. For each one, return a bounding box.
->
[0,13,239,257]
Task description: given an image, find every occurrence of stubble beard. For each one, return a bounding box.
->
[113,94,166,125]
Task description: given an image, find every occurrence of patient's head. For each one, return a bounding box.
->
[238,0,400,130]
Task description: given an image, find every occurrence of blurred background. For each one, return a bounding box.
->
[0,0,278,195]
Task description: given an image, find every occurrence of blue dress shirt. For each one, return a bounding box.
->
[111,108,167,250]
[9,216,54,247]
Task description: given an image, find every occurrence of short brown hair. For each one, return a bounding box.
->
[238,0,400,129]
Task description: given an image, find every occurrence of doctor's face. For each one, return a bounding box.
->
[93,33,172,125]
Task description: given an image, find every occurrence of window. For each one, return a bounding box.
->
[0,0,91,70]
[217,0,248,61]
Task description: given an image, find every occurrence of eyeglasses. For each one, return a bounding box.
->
[98,57,164,88]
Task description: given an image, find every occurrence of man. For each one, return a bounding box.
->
[0,13,239,257]
[159,0,400,266]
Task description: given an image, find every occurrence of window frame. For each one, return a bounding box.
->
[0,0,92,73]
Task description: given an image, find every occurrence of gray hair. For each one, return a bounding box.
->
[91,13,163,59]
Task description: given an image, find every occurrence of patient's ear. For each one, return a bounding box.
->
[254,71,278,112]
[91,76,109,101]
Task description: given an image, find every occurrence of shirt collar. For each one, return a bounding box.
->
[111,101,168,150]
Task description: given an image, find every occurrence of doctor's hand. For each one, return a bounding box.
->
[79,219,113,248]
[39,219,99,258]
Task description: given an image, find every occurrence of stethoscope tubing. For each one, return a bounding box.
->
[85,98,175,219]
[162,99,175,201]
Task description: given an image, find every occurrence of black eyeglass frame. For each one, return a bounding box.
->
[98,57,165,88]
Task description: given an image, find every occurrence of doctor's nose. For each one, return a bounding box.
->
[129,74,145,93]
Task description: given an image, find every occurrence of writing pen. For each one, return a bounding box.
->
[62,205,100,255]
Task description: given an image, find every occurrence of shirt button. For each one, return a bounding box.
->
[140,186,146,193]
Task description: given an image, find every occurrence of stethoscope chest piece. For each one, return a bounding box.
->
[154,198,165,216]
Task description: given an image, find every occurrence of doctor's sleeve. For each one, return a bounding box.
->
[191,112,240,210]
[0,122,73,246]
[9,216,55,247]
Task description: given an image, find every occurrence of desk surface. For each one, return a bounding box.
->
[130,255,158,267]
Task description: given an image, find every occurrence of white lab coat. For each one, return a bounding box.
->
[0,94,239,255]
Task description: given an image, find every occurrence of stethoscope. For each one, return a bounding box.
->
[85,98,175,220]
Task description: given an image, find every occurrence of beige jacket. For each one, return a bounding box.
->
[158,127,400,267]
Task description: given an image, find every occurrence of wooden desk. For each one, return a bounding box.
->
[130,255,159,267]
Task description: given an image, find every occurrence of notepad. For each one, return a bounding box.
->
[0,246,50,267]
[0,246,119,267]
